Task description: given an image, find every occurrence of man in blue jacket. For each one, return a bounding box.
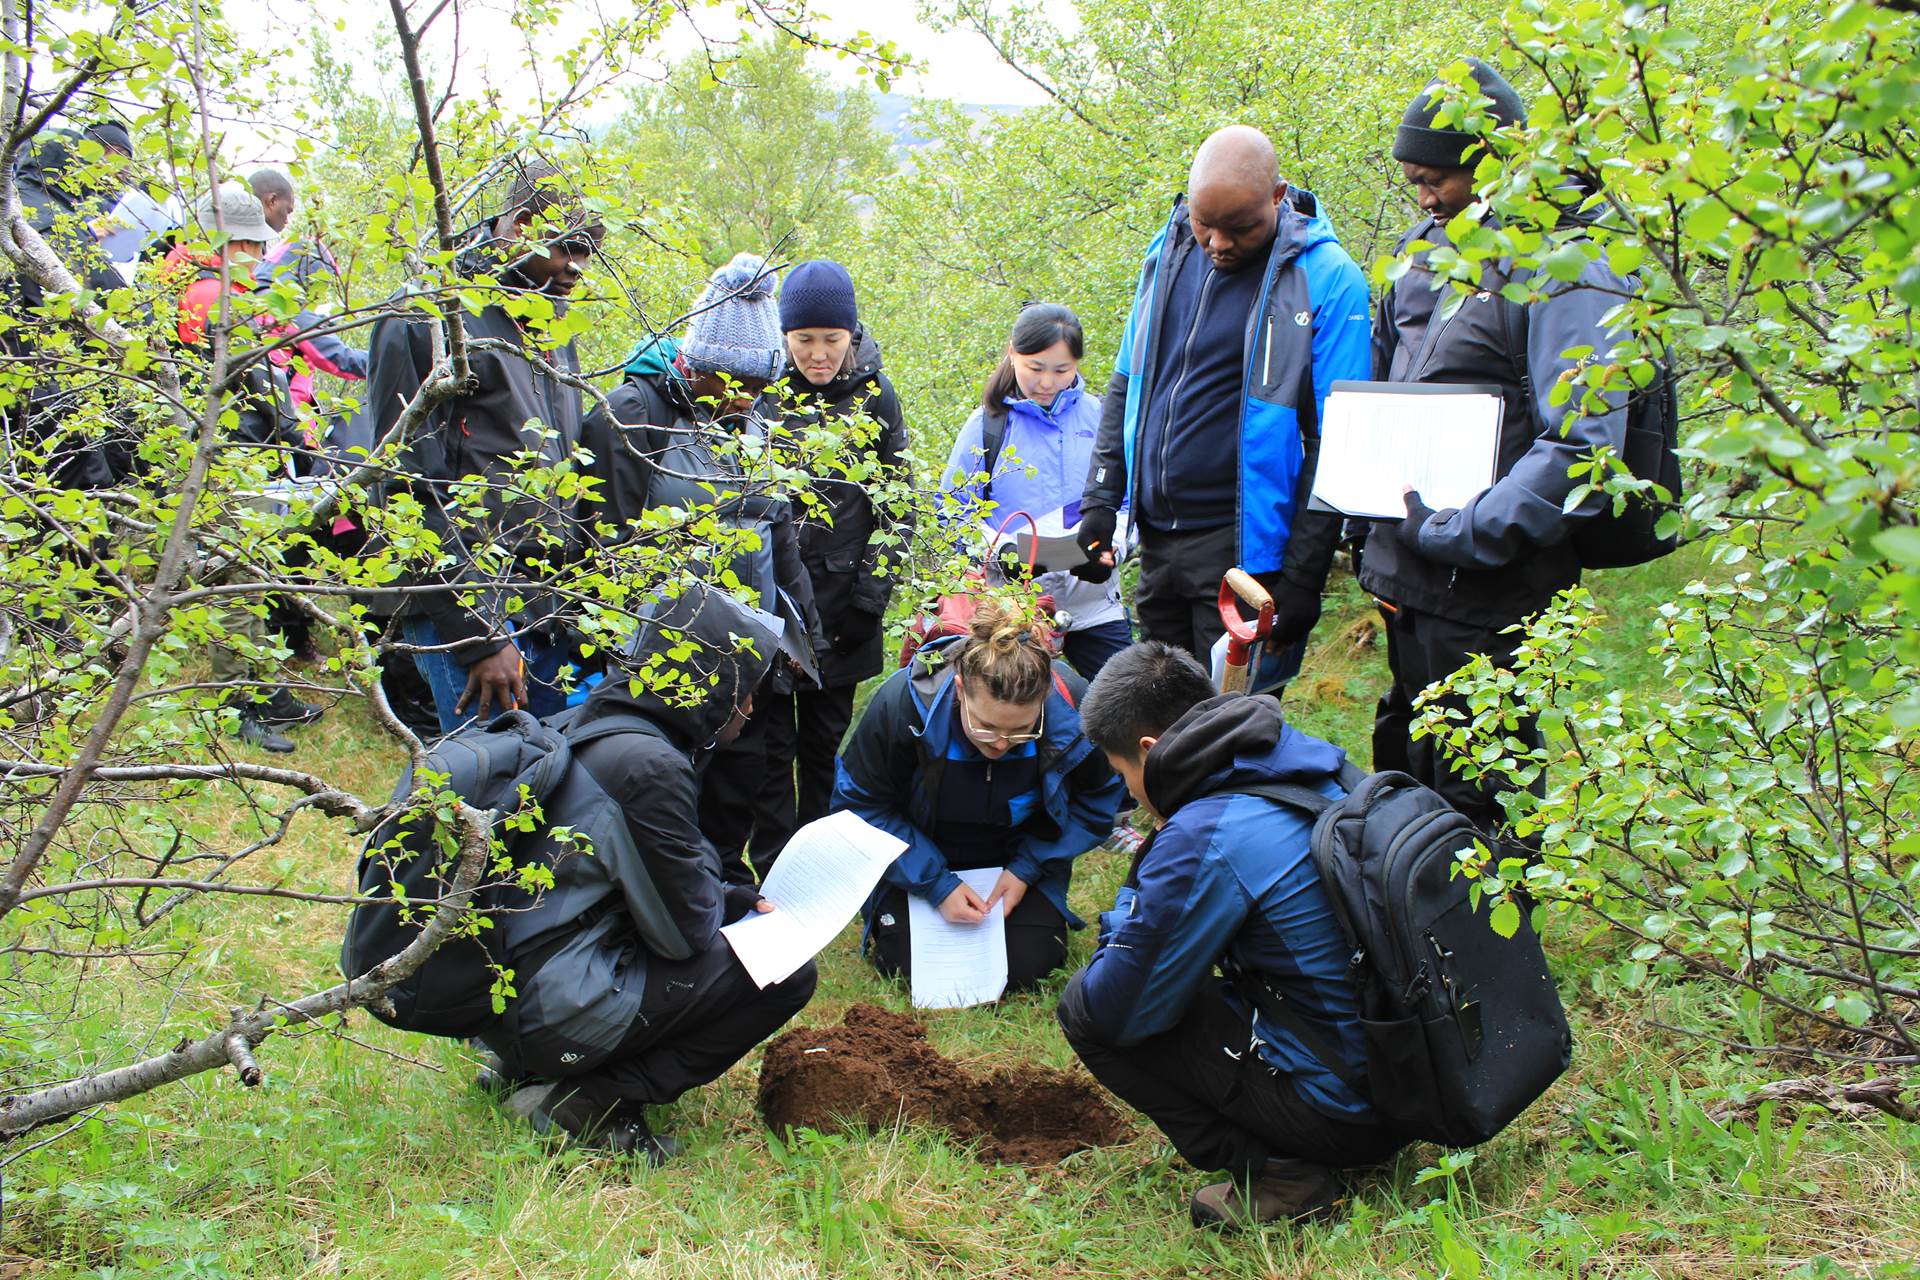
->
[1057,642,1403,1227]
[1077,126,1372,662]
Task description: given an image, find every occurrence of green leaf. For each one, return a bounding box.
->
[1489,899,1521,939]
[1872,527,1920,566]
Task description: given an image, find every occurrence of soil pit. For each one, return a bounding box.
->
[757,1003,1127,1165]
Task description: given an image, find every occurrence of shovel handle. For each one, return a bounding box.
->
[1223,568,1272,616]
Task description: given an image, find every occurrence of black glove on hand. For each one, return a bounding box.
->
[1075,504,1118,565]
[722,883,766,925]
[1396,489,1438,554]
[1265,577,1324,648]
[1069,557,1116,584]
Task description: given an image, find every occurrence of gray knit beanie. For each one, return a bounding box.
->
[1393,58,1527,171]
[680,252,785,382]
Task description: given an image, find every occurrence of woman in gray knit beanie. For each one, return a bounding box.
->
[680,251,787,384]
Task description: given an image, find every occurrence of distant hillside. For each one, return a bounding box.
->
[873,92,1025,151]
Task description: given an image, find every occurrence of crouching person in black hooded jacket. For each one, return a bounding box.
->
[480,582,819,1162]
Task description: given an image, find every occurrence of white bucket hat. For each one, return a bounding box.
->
[188,182,274,243]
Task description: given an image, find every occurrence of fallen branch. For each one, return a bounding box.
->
[0,800,491,1138]
[1709,1074,1918,1125]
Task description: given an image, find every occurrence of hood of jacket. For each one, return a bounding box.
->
[621,335,697,419]
[1142,692,1345,819]
[577,583,784,750]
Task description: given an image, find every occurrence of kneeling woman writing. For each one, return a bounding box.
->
[832,601,1124,995]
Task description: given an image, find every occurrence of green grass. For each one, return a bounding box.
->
[5,559,1919,1278]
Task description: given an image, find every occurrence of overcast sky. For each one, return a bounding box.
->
[267,0,1081,116]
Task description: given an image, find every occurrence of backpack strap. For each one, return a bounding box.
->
[1227,758,1366,820]
[1051,667,1075,709]
[979,403,1011,495]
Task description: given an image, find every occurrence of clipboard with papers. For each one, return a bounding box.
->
[1308,381,1505,520]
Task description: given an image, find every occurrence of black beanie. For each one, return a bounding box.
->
[81,118,133,156]
[1393,58,1526,170]
[779,259,859,333]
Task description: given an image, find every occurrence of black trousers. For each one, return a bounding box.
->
[1057,971,1402,1177]
[508,936,817,1114]
[700,676,776,888]
[1371,604,1542,842]
[749,683,859,875]
[1135,523,1239,662]
[867,884,1068,995]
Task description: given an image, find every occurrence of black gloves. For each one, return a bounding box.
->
[1396,489,1438,554]
[1075,504,1118,566]
[1069,558,1115,584]
[722,883,766,925]
[1265,576,1324,648]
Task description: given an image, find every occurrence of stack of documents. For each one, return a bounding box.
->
[1309,381,1505,518]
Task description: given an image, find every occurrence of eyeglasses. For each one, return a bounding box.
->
[955,676,1044,745]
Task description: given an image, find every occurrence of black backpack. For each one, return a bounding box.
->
[1497,278,1682,570]
[1236,764,1572,1148]
[340,709,681,1038]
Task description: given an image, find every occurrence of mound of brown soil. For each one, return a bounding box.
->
[757,1003,1128,1165]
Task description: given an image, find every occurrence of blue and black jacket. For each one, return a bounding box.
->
[1083,190,1371,587]
[830,635,1124,928]
[1065,692,1372,1120]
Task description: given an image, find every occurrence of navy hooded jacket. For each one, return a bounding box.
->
[831,635,1124,927]
[1074,693,1371,1120]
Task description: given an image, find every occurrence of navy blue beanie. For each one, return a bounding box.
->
[780,259,858,333]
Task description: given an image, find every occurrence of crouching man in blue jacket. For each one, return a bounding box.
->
[1057,643,1405,1228]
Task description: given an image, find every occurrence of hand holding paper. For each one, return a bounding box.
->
[720,811,905,988]
[1310,381,1505,519]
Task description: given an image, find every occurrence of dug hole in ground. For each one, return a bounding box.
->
[757,1003,1128,1164]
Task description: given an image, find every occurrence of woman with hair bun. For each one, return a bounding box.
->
[832,597,1124,996]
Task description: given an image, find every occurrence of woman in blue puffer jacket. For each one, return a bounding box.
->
[940,304,1133,680]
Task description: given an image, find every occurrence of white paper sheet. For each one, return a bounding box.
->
[907,866,1009,1009]
[1310,383,1504,519]
[982,504,1130,573]
[720,811,905,988]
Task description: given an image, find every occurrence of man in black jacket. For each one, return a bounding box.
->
[6,119,138,489]
[366,159,604,736]
[1365,60,1633,838]
[484,582,819,1160]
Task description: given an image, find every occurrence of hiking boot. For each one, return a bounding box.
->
[235,713,294,754]
[258,687,325,726]
[1189,1158,1343,1229]
[504,1084,679,1167]
[473,1048,519,1096]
